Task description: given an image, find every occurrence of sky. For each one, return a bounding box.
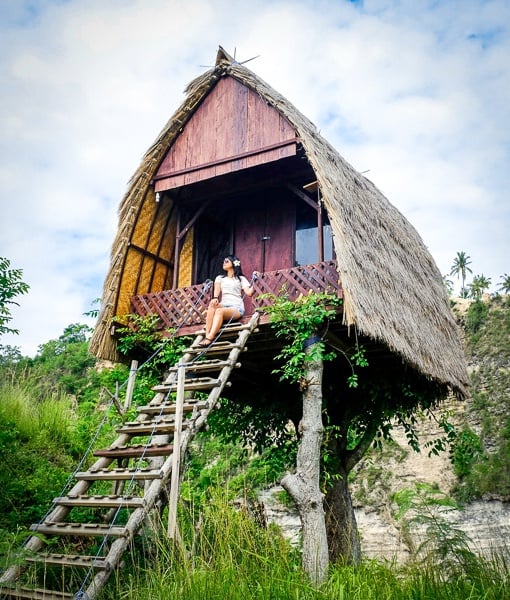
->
[1,0,509,357]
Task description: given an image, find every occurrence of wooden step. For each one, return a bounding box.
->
[115,419,187,435]
[187,341,244,355]
[30,522,127,537]
[166,359,237,373]
[24,553,111,570]
[53,494,144,508]
[0,586,75,599]
[196,323,257,336]
[93,443,174,459]
[137,400,208,415]
[152,377,220,392]
[75,467,162,481]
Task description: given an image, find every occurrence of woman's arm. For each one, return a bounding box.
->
[212,281,221,302]
[242,274,257,297]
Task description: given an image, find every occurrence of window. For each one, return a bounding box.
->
[295,202,333,266]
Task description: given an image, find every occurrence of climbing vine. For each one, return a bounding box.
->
[259,291,343,387]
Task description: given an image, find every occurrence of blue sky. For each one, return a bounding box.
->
[1,0,509,356]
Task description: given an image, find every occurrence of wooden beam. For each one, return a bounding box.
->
[152,139,298,182]
[128,243,172,267]
[287,183,318,210]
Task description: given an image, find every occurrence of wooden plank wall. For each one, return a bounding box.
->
[154,76,297,191]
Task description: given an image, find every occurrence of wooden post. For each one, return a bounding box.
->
[124,360,138,411]
[167,360,185,539]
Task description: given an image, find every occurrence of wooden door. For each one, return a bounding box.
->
[234,190,295,278]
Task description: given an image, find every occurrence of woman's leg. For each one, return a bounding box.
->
[207,307,241,342]
[204,303,216,338]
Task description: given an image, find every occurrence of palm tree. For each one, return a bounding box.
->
[468,274,491,300]
[442,275,454,297]
[498,273,510,295]
[450,251,473,298]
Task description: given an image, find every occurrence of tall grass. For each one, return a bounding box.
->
[0,381,83,534]
[0,380,75,440]
[101,492,509,600]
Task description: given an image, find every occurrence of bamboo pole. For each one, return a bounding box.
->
[167,360,185,539]
[124,360,138,411]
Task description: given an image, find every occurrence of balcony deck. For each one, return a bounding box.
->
[130,261,342,337]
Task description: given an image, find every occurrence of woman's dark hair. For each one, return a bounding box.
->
[221,254,244,279]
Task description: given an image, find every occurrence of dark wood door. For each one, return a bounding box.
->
[194,205,233,283]
[234,190,295,278]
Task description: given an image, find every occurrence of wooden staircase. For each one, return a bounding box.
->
[0,313,260,600]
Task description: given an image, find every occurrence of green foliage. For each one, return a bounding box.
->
[423,409,458,457]
[116,314,189,367]
[32,323,98,402]
[465,299,489,335]
[115,314,191,401]
[259,291,343,385]
[207,396,296,457]
[450,427,484,478]
[393,483,479,575]
[98,491,509,600]
[0,382,82,530]
[468,274,492,300]
[498,273,510,295]
[181,433,292,507]
[0,257,30,336]
[456,299,510,501]
[450,251,472,298]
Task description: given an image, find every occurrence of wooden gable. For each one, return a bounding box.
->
[153,76,298,191]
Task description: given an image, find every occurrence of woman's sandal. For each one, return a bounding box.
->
[199,337,213,347]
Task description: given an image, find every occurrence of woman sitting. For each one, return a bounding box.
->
[200,255,256,346]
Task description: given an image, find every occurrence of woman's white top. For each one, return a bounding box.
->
[215,274,250,309]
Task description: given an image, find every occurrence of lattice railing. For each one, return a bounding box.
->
[131,261,341,332]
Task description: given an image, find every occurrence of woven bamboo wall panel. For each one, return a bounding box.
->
[131,193,157,247]
[118,250,144,316]
[152,262,168,291]
[178,229,193,287]
[137,259,154,294]
[146,199,170,255]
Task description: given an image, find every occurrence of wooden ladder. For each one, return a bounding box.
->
[0,313,260,600]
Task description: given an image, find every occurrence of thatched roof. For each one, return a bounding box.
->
[90,47,468,397]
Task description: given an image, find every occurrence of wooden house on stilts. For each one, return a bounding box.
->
[0,47,469,599]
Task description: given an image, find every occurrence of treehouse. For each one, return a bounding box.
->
[89,47,468,401]
[0,48,469,600]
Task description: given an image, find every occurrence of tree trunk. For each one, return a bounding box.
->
[281,341,329,585]
[324,467,361,564]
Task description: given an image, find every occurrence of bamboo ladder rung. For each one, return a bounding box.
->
[166,359,236,373]
[24,553,111,570]
[93,443,174,459]
[195,323,258,336]
[29,523,127,537]
[152,377,220,392]
[0,586,75,599]
[75,467,163,481]
[186,342,245,355]
[137,400,208,415]
[53,495,144,508]
[115,420,188,435]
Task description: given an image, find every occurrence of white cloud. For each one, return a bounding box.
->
[1,0,509,355]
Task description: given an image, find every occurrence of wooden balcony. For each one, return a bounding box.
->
[130,261,341,337]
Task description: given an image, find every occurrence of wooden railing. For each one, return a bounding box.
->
[131,261,341,334]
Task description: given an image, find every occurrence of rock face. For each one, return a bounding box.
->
[259,297,510,562]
